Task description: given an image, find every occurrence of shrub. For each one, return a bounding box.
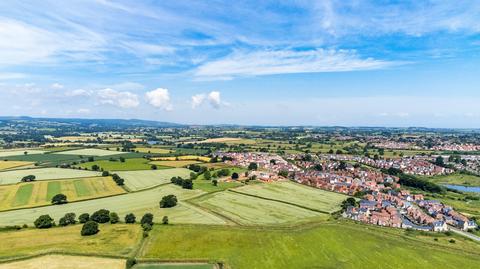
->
[141,223,152,232]
[21,175,36,182]
[102,171,110,176]
[231,172,239,180]
[78,213,90,223]
[34,215,54,229]
[91,209,110,223]
[91,164,100,171]
[212,179,218,186]
[125,213,136,224]
[182,178,193,189]
[151,164,157,170]
[449,239,456,243]
[162,216,169,225]
[141,213,154,226]
[59,212,76,226]
[81,221,99,236]
[160,195,178,208]
[51,193,68,205]
[109,212,120,224]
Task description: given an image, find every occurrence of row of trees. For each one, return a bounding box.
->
[170,177,193,189]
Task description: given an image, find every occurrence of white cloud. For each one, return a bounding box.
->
[98,88,139,108]
[195,49,396,80]
[191,91,225,109]
[145,88,172,111]
[51,83,64,89]
[191,94,206,108]
[207,91,222,109]
[66,89,92,97]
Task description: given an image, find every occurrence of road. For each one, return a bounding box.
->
[449,226,480,242]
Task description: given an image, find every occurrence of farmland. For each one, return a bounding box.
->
[0,255,125,269]
[422,173,480,186]
[0,184,226,226]
[0,168,100,185]
[133,264,214,269]
[191,191,325,225]
[149,160,200,168]
[0,161,33,170]
[150,156,211,162]
[54,148,127,156]
[135,147,172,154]
[0,177,126,211]
[76,158,167,171]
[0,150,46,158]
[115,168,192,191]
[0,153,84,166]
[231,181,347,213]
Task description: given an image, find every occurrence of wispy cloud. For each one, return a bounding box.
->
[98,88,139,108]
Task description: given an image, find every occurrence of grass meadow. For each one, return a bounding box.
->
[115,168,192,191]
[0,168,101,185]
[77,158,171,171]
[134,264,214,269]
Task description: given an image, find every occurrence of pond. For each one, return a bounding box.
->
[443,184,480,194]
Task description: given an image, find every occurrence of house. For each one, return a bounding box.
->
[433,221,448,232]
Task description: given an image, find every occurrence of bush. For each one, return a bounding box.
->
[34,215,54,229]
[91,209,110,223]
[141,213,154,226]
[231,172,239,180]
[212,179,218,186]
[151,164,157,170]
[78,213,90,223]
[21,175,36,182]
[59,212,76,226]
[81,221,99,236]
[102,171,110,176]
[182,178,193,189]
[141,223,152,232]
[162,216,169,225]
[109,212,120,224]
[125,213,136,224]
[51,193,68,205]
[449,239,456,243]
[160,195,178,208]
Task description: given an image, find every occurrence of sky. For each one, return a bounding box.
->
[0,0,480,127]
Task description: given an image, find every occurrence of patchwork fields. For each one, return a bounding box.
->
[149,160,200,168]
[0,168,100,185]
[0,176,126,211]
[76,158,168,171]
[115,168,192,191]
[54,148,127,156]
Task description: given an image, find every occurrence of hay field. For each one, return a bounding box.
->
[149,160,199,168]
[0,161,33,171]
[115,168,192,191]
[0,255,125,269]
[0,177,126,211]
[0,168,100,185]
[192,191,323,225]
[0,224,141,261]
[136,147,172,154]
[232,181,347,213]
[54,148,127,156]
[0,184,226,226]
[0,150,46,158]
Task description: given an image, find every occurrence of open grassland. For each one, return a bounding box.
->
[0,255,125,269]
[191,191,325,225]
[54,148,127,156]
[149,160,200,168]
[151,156,211,162]
[141,222,480,269]
[422,173,480,186]
[0,150,46,158]
[0,168,100,185]
[134,264,214,269]
[0,161,33,171]
[0,184,226,226]
[193,181,243,193]
[135,147,172,154]
[0,177,126,211]
[0,224,141,261]
[115,168,192,191]
[77,158,168,171]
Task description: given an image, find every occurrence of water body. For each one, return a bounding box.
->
[443,184,480,193]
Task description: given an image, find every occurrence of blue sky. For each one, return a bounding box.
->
[0,0,479,127]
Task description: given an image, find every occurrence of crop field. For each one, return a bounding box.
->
[54,148,127,156]
[151,156,211,162]
[0,168,101,185]
[0,255,125,269]
[134,264,214,269]
[115,168,192,191]
[149,160,200,168]
[0,153,84,166]
[135,147,172,154]
[231,181,347,213]
[0,224,141,261]
[0,184,226,226]
[0,149,46,158]
[76,158,167,171]
[140,222,480,269]
[192,191,324,225]
[0,161,33,171]
[0,177,126,211]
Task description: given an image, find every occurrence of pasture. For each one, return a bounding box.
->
[0,168,100,185]
[0,154,84,166]
[0,161,33,171]
[0,150,46,158]
[0,184,226,226]
[76,158,166,171]
[115,168,192,191]
[232,181,347,213]
[140,222,480,269]
[422,173,480,186]
[0,177,126,211]
[134,264,214,269]
[149,160,199,168]
[0,224,141,261]
[192,191,324,225]
[0,255,125,269]
[54,148,127,156]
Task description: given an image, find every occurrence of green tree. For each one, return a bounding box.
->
[182,178,193,189]
[141,213,154,226]
[231,172,239,180]
[78,213,90,223]
[91,209,110,223]
[34,215,54,229]
[91,164,100,171]
[248,162,258,170]
[109,212,120,224]
[190,172,198,180]
[212,179,218,186]
[160,194,178,208]
[151,164,158,170]
[125,213,136,224]
[81,221,99,236]
[21,175,36,182]
[203,170,211,180]
[51,193,68,205]
[59,212,76,226]
[102,171,110,176]
[162,216,169,225]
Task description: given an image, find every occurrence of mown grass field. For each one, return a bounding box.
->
[191,191,325,225]
[0,224,141,261]
[422,173,480,186]
[141,222,480,269]
[193,180,243,193]
[231,181,347,213]
[0,255,125,269]
[149,160,200,168]
[0,168,101,185]
[0,150,46,158]
[0,161,33,171]
[115,168,192,191]
[54,148,128,156]
[0,177,126,211]
[0,184,226,226]
[77,158,168,171]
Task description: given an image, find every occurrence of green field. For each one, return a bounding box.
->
[193,180,243,193]
[54,148,128,156]
[192,191,325,225]
[0,168,100,185]
[231,181,347,213]
[422,173,480,186]
[0,149,46,158]
[0,153,84,166]
[149,160,200,168]
[13,184,33,206]
[115,168,192,191]
[140,222,480,269]
[134,264,214,269]
[0,184,225,226]
[77,158,169,171]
